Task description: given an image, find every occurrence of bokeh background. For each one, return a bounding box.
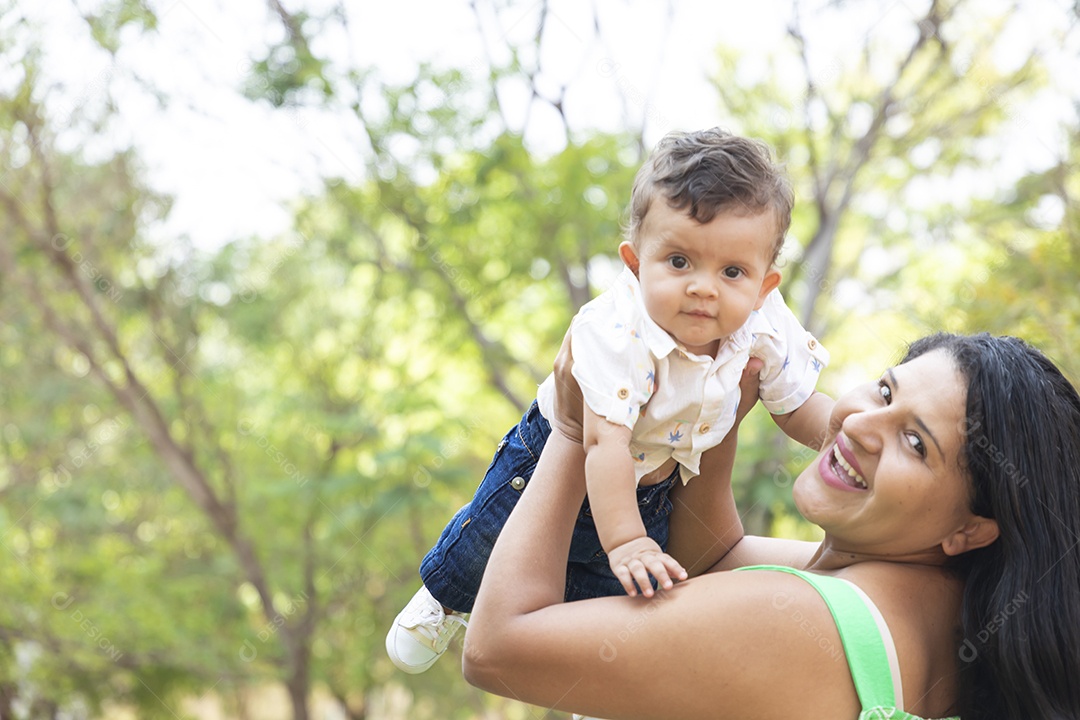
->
[1,0,1078,717]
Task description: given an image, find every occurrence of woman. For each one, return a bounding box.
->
[462,333,1080,719]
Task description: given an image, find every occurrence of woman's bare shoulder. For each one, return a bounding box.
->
[835,562,964,717]
[611,570,863,718]
[836,561,963,630]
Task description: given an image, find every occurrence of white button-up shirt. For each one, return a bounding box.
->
[537,268,828,485]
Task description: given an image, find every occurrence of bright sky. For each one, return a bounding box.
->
[21,0,1078,250]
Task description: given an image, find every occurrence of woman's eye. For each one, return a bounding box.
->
[906,433,927,458]
[723,267,743,279]
[878,382,892,403]
[668,256,689,270]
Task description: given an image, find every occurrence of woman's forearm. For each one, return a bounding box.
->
[463,431,587,680]
[668,358,764,574]
[666,439,744,576]
[705,534,821,573]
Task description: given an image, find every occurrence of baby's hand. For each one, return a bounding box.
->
[607,537,688,597]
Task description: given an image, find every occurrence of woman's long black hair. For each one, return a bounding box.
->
[903,333,1080,719]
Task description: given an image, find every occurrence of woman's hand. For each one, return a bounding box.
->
[550,327,585,444]
[606,536,688,597]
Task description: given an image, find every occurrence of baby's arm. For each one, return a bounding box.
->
[770,392,835,450]
[582,406,687,596]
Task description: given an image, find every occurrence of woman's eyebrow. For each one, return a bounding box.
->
[886,368,944,457]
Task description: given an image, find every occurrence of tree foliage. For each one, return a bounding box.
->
[0,1,1077,718]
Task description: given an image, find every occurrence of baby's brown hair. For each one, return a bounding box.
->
[626,128,794,264]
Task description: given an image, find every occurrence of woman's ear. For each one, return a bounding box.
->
[942,516,1000,556]
[619,242,640,276]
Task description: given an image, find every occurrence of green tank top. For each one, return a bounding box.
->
[735,565,960,720]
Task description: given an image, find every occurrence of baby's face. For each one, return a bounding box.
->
[621,201,780,357]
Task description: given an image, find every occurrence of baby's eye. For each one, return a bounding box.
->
[668,256,689,270]
[722,267,743,279]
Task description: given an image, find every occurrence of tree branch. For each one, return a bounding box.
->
[356,206,529,408]
[793,0,946,327]
[266,0,314,59]
[3,115,308,703]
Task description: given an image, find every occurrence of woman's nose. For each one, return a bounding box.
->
[839,405,884,456]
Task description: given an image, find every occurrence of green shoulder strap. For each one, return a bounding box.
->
[735,565,897,709]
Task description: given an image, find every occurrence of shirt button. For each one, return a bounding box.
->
[510,476,526,491]
[617,388,630,400]
[808,337,818,350]
[700,423,711,434]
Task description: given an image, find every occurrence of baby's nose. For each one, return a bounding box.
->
[688,277,718,297]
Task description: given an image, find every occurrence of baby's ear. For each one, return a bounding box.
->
[619,242,641,275]
[754,269,782,309]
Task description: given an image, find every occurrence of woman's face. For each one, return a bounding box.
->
[794,349,982,556]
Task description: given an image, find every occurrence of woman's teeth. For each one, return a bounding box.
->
[833,445,867,489]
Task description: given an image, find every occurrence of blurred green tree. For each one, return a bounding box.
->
[0,1,1077,719]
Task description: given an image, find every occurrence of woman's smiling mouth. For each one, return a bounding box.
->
[832,444,867,488]
[818,436,868,491]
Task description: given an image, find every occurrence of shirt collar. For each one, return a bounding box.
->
[744,293,784,341]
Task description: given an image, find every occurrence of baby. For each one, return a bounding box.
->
[387,128,833,674]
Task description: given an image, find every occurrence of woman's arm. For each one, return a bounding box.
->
[665,435,745,576]
[707,534,821,572]
[668,439,819,574]
[666,358,763,575]
[463,430,860,719]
